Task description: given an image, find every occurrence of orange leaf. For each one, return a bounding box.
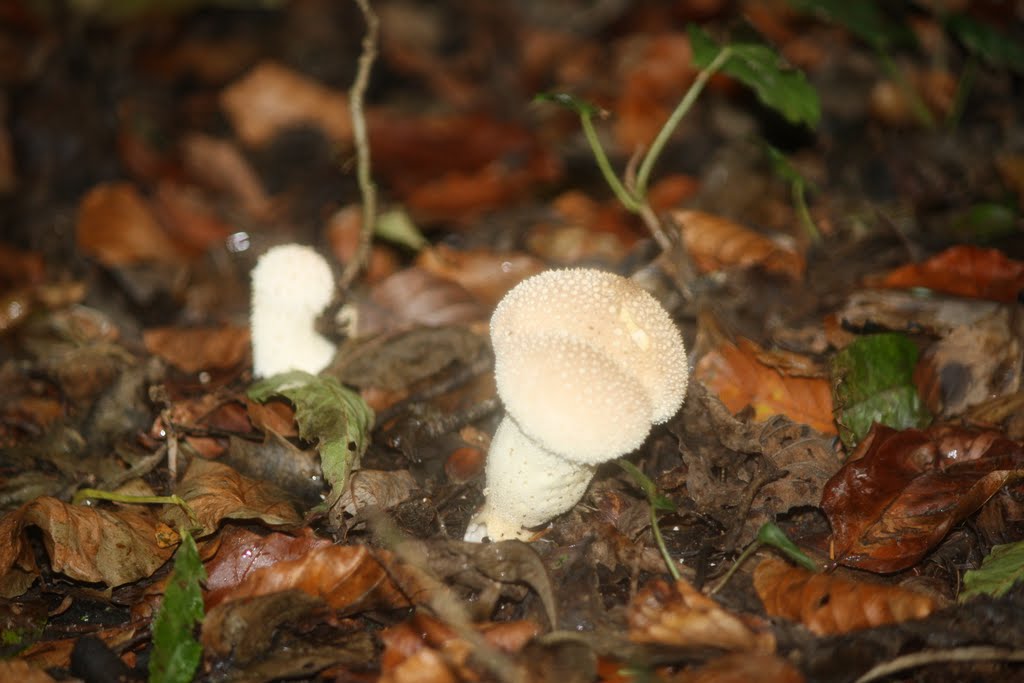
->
[865,245,1024,303]
[671,209,805,281]
[695,338,836,434]
[75,181,183,267]
[754,556,937,635]
[628,577,775,653]
[416,244,544,306]
[673,653,805,683]
[143,325,250,373]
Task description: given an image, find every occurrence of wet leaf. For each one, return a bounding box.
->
[248,371,374,511]
[143,325,250,374]
[628,577,775,652]
[695,338,835,434]
[960,541,1024,602]
[865,245,1024,303]
[149,528,205,683]
[0,497,175,598]
[689,25,820,128]
[753,556,937,635]
[830,333,930,450]
[207,543,411,614]
[165,458,302,536]
[670,210,806,281]
[821,424,1024,572]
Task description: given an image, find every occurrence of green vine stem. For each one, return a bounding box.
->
[580,110,642,212]
[73,488,200,532]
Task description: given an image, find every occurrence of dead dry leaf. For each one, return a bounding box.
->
[0,660,57,683]
[143,325,250,373]
[220,61,351,147]
[179,132,272,217]
[670,209,805,281]
[754,556,938,635]
[628,577,775,653]
[416,244,544,306]
[822,424,1024,572]
[352,267,486,338]
[0,496,175,598]
[673,652,805,683]
[331,469,418,520]
[165,458,301,536]
[695,338,836,434]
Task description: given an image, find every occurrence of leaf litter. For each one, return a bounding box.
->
[1,1,1023,681]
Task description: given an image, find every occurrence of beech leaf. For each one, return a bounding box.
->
[249,371,374,510]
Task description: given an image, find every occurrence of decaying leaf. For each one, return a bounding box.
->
[672,652,805,683]
[865,245,1024,303]
[0,496,175,598]
[695,338,835,434]
[670,209,806,281]
[416,244,544,306]
[143,325,250,374]
[0,659,58,683]
[248,371,374,512]
[331,469,419,522]
[836,289,1004,337]
[75,181,183,267]
[627,577,775,653]
[351,267,486,338]
[754,556,937,635]
[822,424,1024,572]
[165,458,302,536]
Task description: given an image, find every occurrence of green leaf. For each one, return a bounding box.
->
[249,371,374,508]
[374,208,428,251]
[961,541,1024,602]
[756,522,819,572]
[830,333,931,450]
[688,25,820,128]
[149,529,205,683]
[948,202,1019,243]
[533,92,606,117]
[786,0,914,51]
[947,15,1024,75]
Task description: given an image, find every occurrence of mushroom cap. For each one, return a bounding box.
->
[465,416,595,541]
[490,268,688,462]
[250,244,336,378]
[495,332,653,462]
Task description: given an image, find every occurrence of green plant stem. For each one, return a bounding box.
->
[634,45,733,198]
[649,504,681,581]
[792,180,822,243]
[73,488,199,530]
[580,111,642,212]
[947,56,976,130]
[877,50,935,129]
[709,539,760,595]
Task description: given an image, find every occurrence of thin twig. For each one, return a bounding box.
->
[853,647,1024,683]
[339,0,380,290]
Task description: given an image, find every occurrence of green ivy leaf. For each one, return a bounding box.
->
[961,541,1024,601]
[533,92,606,117]
[947,14,1024,75]
[830,333,931,450]
[786,0,914,51]
[688,25,820,128]
[249,370,374,509]
[149,529,205,683]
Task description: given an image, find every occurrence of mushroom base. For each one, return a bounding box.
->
[464,417,596,542]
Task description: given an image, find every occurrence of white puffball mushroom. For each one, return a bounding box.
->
[465,268,688,542]
[250,244,337,378]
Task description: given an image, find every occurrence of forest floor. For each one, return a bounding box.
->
[1,1,1024,682]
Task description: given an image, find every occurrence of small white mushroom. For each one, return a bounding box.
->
[465,268,689,542]
[250,244,336,378]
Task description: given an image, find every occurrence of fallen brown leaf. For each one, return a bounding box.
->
[0,497,175,598]
[143,325,250,374]
[754,556,937,635]
[673,652,805,683]
[0,659,57,683]
[670,209,805,281]
[165,458,302,536]
[821,424,1024,572]
[865,245,1024,303]
[628,577,775,653]
[220,60,351,147]
[75,181,183,267]
[416,244,544,306]
[695,338,836,434]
